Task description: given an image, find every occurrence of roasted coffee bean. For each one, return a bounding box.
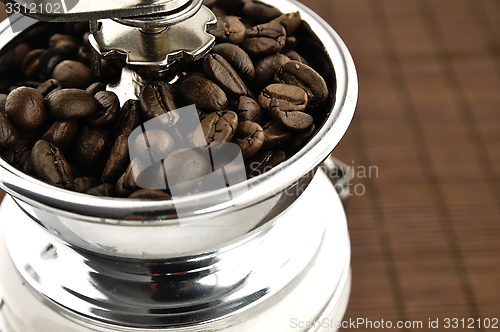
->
[74,126,108,164]
[191,110,238,148]
[163,148,208,193]
[275,60,328,105]
[241,22,286,57]
[87,91,120,127]
[268,98,313,131]
[116,169,136,197]
[0,113,19,148]
[232,121,264,158]
[211,43,255,80]
[3,139,30,168]
[40,119,78,148]
[254,53,290,86]
[261,122,292,150]
[208,16,246,44]
[5,87,47,131]
[237,95,262,123]
[139,82,179,126]
[284,36,297,51]
[0,94,7,113]
[0,0,333,197]
[86,82,106,96]
[258,83,307,112]
[86,183,115,196]
[38,47,67,80]
[243,2,282,23]
[271,11,302,35]
[203,54,248,97]
[286,124,316,154]
[73,177,99,193]
[21,49,44,78]
[284,50,306,64]
[112,99,143,139]
[180,76,228,111]
[129,189,171,199]
[52,60,93,89]
[0,43,30,73]
[49,34,80,49]
[31,139,73,189]
[102,134,129,183]
[123,160,141,189]
[247,149,286,177]
[37,78,61,97]
[78,46,91,64]
[46,88,99,118]
[132,129,175,163]
[64,21,89,39]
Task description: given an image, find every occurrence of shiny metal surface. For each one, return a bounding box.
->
[0,0,357,257]
[1,171,351,330]
[89,4,216,73]
[0,0,192,21]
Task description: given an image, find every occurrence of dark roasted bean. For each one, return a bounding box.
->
[269,98,313,131]
[52,60,93,89]
[203,54,248,97]
[180,76,228,111]
[191,110,238,148]
[261,122,292,150]
[254,53,290,86]
[86,183,115,196]
[74,126,108,164]
[232,121,264,158]
[129,189,171,199]
[139,82,179,127]
[271,11,302,35]
[237,96,262,123]
[208,16,246,44]
[0,94,7,113]
[73,177,99,193]
[102,134,129,183]
[5,87,47,131]
[0,43,30,73]
[38,47,67,80]
[163,148,208,193]
[87,90,120,127]
[211,43,255,80]
[0,113,19,148]
[112,99,143,139]
[131,129,175,163]
[275,60,328,105]
[31,140,73,189]
[284,50,306,64]
[46,88,99,118]
[5,139,31,168]
[258,83,307,112]
[243,2,282,23]
[21,49,44,78]
[241,22,286,57]
[40,119,78,148]
[37,78,61,97]
[116,170,136,197]
[86,82,106,95]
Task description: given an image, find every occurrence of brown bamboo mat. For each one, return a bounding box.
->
[1,1,500,331]
[299,0,500,330]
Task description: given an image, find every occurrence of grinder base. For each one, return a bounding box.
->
[0,170,351,332]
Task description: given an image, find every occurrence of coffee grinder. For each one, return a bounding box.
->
[0,0,358,331]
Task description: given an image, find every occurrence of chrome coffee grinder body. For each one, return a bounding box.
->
[0,0,357,331]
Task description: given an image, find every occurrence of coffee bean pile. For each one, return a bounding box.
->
[0,0,333,198]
